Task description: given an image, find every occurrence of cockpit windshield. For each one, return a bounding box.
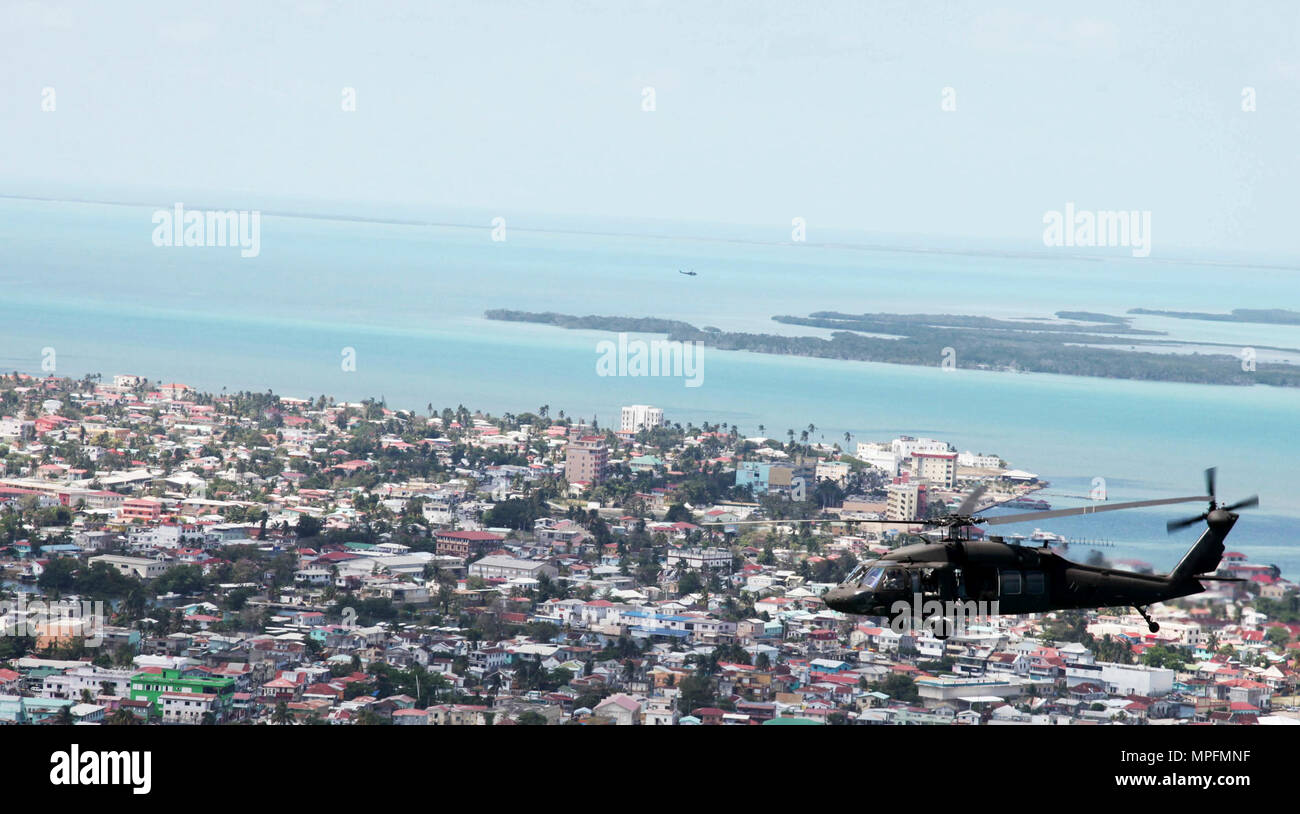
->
[845,561,876,585]
[843,562,907,591]
[861,567,885,589]
[857,566,906,591]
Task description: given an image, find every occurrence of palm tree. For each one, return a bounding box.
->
[108,707,142,725]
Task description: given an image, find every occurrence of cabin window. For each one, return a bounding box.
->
[919,567,941,594]
[878,569,907,591]
[999,570,1022,596]
[1025,571,1046,595]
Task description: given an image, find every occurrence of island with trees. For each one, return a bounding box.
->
[484,308,1300,387]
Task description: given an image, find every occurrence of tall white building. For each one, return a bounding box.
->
[620,405,664,433]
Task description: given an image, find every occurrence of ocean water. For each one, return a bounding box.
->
[2,197,1298,575]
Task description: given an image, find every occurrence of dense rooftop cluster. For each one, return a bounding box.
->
[0,372,1297,725]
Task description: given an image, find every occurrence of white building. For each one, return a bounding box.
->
[815,461,851,486]
[620,405,664,433]
[128,523,206,550]
[87,555,169,580]
[670,548,733,572]
[1098,663,1174,697]
[161,691,220,724]
[642,694,677,725]
[958,451,1002,469]
[468,556,558,581]
[41,667,135,700]
[294,568,333,587]
[854,442,899,474]
[892,436,953,460]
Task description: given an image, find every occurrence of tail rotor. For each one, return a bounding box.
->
[1166,467,1258,533]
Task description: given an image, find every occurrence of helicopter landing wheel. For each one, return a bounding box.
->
[1135,605,1159,634]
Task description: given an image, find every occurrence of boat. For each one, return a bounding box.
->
[1029,528,1065,543]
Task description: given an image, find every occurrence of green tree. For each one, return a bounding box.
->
[676,674,715,714]
[1141,644,1189,671]
[272,700,291,725]
[873,673,920,702]
[38,557,79,596]
[677,570,704,595]
[517,710,548,726]
[296,514,323,539]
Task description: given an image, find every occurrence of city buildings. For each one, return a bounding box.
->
[0,373,1293,728]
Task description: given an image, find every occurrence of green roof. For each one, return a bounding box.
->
[762,716,825,725]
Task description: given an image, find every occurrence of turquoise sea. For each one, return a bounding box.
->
[2,196,1298,575]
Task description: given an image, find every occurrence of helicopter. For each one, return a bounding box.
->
[753,468,1255,636]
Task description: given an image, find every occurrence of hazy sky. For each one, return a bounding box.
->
[3,1,1298,253]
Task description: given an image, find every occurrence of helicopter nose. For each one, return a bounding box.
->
[824,586,854,610]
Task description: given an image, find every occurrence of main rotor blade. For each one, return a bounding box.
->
[1205,467,1217,501]
[1222,495,1259,512]
[1167,513,1208,533]
[981,495,1211,527]
[956,484,988,516]
[700,518,907,526]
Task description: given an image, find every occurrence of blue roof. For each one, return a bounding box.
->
[632,627,691,638]
[621,611,691,622]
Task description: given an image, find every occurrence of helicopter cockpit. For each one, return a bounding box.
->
[853,564,907,592]
[826,561,913,613]
[827,561,958,614]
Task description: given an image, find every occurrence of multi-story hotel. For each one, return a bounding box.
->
[620,404,664,433]
[565,435,608,485]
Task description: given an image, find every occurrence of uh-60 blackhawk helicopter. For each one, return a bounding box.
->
[720,468,1257,637]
